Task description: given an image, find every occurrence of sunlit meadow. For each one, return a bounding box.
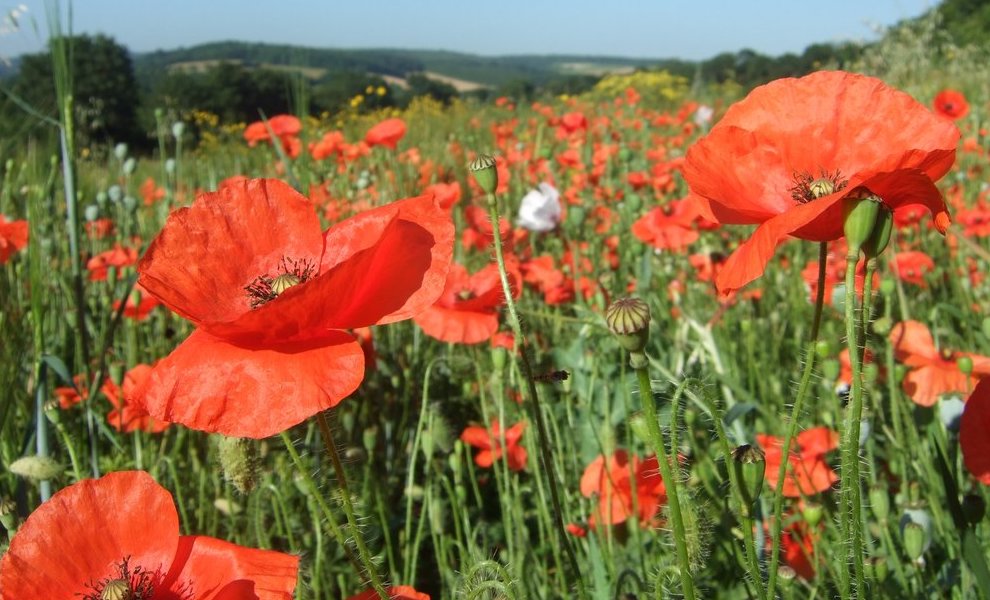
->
[1,8,989,600]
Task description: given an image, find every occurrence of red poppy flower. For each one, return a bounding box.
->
[102,365,169,433]
[134,178,453,438]
[683,71,959,296]
[892,251,935,287]
[413,259,520,344]
[460,420,528,471]
[140,177,166,206]
[423,181,461,210]
[757,427,838,497]
[631,197,703,252]
[579,451,666,528]
[87,244,138,281]
[0,470,298,599]
[364,117,407,150]
[0,215,28,264]
[347,585,429,600]
[782,521,819,580]
[53,374,87,410]
[114,283,162,321]
[889,320,990,407]
[933,89,969,120]
[961,378,990,485]
[244,115,302,159]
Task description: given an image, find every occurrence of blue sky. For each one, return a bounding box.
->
[2,1,934,60]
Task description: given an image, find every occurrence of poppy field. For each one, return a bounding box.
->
[2,18,990,600]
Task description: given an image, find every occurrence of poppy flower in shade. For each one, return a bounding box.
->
[0,214,28,264]
[933,89,970,120]
[460,420,527,471]
[102,365,169,434]
[892,251,935,287]
[961,378,990,485]
[364,117,407,150]
[889,320,990,407]
[579,451,667,528]
[0,470,298,599]
[133,178,453,438]
[413,259,520,345]
[347,586,430,600]
[756,427,838,497]
[683,71,959,297]
[781,521,819,580]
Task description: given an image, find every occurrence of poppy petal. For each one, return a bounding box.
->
[413,305,500,345]
[460,425,494,450]
[961,378,990,485]
[889,320,939,365]
[137,329,364,438]
[162,535,298,600]
[138,178,323,326]
[0,471,178,598]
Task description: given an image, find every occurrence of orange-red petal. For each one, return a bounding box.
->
[136,329,364,438]
[161,535,298,600]
[0,471,178,598]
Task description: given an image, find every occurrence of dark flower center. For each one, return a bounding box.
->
[790,170,848,203]
[245,256,315,308]
[940,348,955,361]
[83,557,156,600]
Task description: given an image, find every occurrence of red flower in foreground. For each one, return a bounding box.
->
[134,178,453,438]
[364,117,407,150]
[460,420,528,471]
[413,260,520,345]
[0,471,297,599]
[933,89,969,120]
[961,378,990,485]
[0,215,28,264]
[889,320,990,407]
[579,451,666,528]
[683,71,959,296]
[347,585,430,600]
[757,427,838,497]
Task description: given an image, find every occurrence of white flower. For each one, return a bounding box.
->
[693,104,714,127]
[517,183,561,232]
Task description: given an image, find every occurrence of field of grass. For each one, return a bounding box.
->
[1,12,989,600]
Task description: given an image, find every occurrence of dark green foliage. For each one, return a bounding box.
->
[153,62,293,123]
[938,0,990,46]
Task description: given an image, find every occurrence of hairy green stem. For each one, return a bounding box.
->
[766,241,827,598]
[635,366,696,600]
[486,192,587,599]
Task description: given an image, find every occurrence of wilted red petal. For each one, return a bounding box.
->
[136,329,364,438]
[961,378,990,485]
[0,471,178,597]
[161,535,298,600]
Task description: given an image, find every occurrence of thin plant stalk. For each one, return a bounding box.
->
[766,241,828,598]
[485,191,587,599]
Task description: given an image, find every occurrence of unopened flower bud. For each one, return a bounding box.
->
[113,143,128,161]
[217,436,259,494]
[814,340,832,359]
[957,356,974,376]
[872,316,892,336]
[0,496,17,533]
[8,455,62,481]
[731,444,766,516]
[879,278,896,297]
[869,484,890,520]
[843,196,882,257]
[865,556,889,583]
[469,154,498,194]
[902,522,926,561]
[802,502,824,527]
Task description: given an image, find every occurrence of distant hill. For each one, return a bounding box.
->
[130,41,685,91]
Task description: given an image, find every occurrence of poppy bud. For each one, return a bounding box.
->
[814,340,832,359]
[842,196,882,257]
[777,565,797,585]
[8,455,62,481]
[872,317,892,336]
[731,444,766,516]
[869,484,890,520]
[863,205,893,259]
[957,356,974,376]
[865,556,889,583]
[879,278,896,297]
[217,436,259,494]
[469,154,498,194]
[902,522,926,561]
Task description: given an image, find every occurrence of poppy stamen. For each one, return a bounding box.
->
[790,169,848,203]
[245,256,315,308]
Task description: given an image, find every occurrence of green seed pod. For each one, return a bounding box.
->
[469,154,498,194]
[217,436,259,494]
[843,196,882,257]
[731,444,766,516]
[869,484,890,521]
[605,297,651,354]
[863,205,893,259]
[8,456,62,481]
[902,522,926,561]
[802,502,824,527]
[957,356,974,377]
[865,556,889,583]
